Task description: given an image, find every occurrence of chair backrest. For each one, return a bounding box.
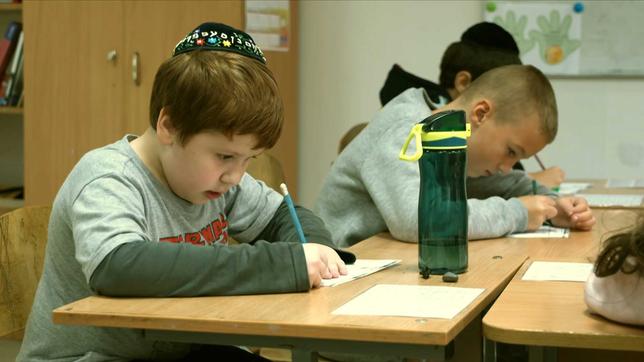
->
[0,205,51,340]
[246,153,285,193]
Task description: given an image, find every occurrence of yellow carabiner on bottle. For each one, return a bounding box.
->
[399,124,423,161]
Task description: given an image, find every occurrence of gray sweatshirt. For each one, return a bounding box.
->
[18,135,351,362]
[315,88,554,248]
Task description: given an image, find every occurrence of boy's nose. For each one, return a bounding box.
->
[220,164,246,185]
[499,161,514,174]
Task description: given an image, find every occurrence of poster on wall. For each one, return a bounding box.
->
[485,1,644,76]
[245,0,290,52]
[484,1,582,75]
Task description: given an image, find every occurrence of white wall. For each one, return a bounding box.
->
[298,0,644,208]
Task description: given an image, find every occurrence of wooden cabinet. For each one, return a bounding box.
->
[23,0,298,206]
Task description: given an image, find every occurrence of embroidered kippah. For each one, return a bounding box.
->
[173,22,266,64]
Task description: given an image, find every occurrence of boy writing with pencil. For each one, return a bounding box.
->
[379,22,565,188]
[316,64,595,247]
[18,22,350,362]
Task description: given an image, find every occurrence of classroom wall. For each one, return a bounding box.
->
[298,0,644,208]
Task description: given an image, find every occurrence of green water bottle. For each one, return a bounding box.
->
[399,110,470,279]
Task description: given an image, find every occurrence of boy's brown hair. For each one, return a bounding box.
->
[458,64,558,143]
[149,50,283,149]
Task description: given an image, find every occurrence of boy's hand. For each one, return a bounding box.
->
[302,243,348,288]
[518,195,558,230]
[550,196,595,230]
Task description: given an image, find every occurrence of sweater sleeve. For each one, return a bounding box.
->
[89,200,357,297]
[88,200,316,297]
[255,201,356,264]
[467,170,557,199]
[89,239,310,297]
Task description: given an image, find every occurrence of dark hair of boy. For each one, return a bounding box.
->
[150,50,283,149]
[379,22,521,106]
[438,22,521,89]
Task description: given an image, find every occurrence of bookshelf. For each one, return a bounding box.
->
[0,2,23,214]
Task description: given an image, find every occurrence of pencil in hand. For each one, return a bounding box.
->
[534,154,546,171]
[279,183,307,244]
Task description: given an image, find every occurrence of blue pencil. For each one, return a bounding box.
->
[280,183,307,244]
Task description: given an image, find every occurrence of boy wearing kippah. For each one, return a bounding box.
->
[18,23,351,361]
[378,22,565,188]
[316,64,596,248]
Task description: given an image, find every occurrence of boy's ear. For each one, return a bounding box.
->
[470,99,492,130]
[156,107,176,145]
[453,71,472,95]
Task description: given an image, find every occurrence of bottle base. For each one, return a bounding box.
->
[419,266,468,279]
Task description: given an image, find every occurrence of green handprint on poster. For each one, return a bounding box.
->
[494,11,535,55]
[529,10,581,64]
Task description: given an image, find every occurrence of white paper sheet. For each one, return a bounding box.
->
[606,179,644,188]
[509,225,570,238]
[578,194,644,208]
[332,284,485,319]
[522,261,593,282]
[321,259,401,287]
[557,182,591,195]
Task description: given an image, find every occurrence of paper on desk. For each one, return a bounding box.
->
[606,179,644,188]
[332,284,485,319]
[321,259,401,287]
[509,225,570,238]
[522,261,593,282]
[557,182,591,195]
[578,194,644,208]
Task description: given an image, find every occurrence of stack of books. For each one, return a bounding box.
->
[0,20,23,107]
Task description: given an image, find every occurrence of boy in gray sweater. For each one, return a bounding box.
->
[18,23,352,362]
[316,64,595,247]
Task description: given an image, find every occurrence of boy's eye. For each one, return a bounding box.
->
[508,148,517,157]
[218,154,234,160]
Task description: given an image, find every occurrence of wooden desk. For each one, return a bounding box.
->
[53,234,526,362]
[483,259,644,362]
[481,211,644,361]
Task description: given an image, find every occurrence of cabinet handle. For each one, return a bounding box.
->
[131,52,141,86]
[106,50,117,62]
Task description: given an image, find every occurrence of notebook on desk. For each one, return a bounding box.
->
[578,194,644,208]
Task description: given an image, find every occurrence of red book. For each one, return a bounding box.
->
[0,21,22,87]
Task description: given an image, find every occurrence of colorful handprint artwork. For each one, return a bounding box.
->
[529,10,581,64]
[485,1,582,75]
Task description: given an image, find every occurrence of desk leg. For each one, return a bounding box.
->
[292,348,318,362]
[483,337,496,362]
[528,346,557,362]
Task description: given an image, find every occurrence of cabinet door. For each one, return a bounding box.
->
[24,1,125,205]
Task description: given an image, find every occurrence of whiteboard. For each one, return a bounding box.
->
[485,1,644,77]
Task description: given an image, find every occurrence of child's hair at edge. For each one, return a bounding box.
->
[457,64,558,144]
[149,50,284,149]
[594,213,644,277]
[438,41,521,89]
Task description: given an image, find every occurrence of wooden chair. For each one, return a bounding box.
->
[0,205,51,341]
[246,153,286,193]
